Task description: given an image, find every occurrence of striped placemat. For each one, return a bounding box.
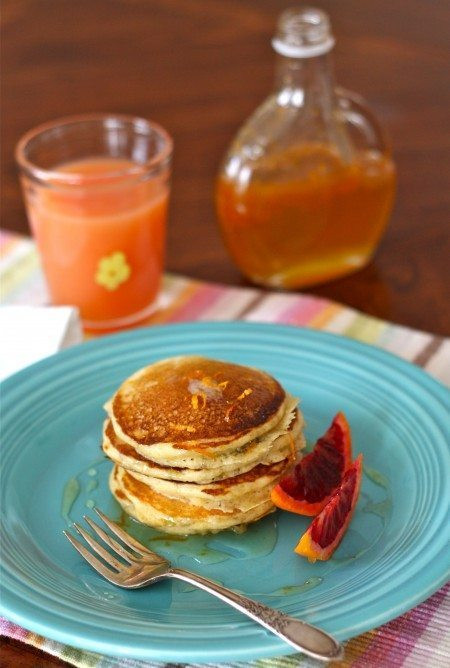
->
[1,229,449,667]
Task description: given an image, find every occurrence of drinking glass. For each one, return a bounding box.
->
[16,114,173,329]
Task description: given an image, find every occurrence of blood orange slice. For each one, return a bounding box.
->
[271,412,352,516]
[295,454,363,562]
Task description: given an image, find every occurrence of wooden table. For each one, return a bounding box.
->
[1,1,449,665]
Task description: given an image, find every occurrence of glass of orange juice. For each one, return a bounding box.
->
[16,114,172,330]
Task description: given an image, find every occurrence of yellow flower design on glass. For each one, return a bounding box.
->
[95,251,131,291]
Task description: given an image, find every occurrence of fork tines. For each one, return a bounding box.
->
[63,508,166,581]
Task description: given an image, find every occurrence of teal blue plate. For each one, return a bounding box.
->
[1,322,449,663]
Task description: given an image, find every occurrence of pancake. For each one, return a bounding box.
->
[107,356,290,465]
[110,465,277,535]
[104,355,305,534]
[102,408,304,482]
[105,393,300,469]
[129,457,291,512]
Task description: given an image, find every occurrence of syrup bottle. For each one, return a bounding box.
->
[216,7,396,289]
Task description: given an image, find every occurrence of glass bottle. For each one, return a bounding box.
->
[216,7,396,289]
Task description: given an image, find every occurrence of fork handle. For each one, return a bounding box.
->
[168,567,342,661]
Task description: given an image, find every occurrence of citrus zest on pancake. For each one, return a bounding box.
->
[188,376,230,411]
[191,393,207,410]
[237,388,253,400]
[287,432,297,463]
[225,387,253,422]
[224,404,235,422]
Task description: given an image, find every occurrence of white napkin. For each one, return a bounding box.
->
[0,305,83,381]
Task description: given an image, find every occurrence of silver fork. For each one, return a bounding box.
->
[64,508,342,662]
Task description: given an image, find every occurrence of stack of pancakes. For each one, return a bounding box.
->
[103,355,304,534]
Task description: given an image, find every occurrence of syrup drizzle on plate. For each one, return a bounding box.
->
[62,457,390,597]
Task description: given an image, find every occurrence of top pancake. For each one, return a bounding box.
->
[110,356,286,450]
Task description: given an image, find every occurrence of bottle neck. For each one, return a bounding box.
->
[274,53,335,107]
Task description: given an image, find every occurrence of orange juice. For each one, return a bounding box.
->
[217,144,396,288]
[24,157,169,327]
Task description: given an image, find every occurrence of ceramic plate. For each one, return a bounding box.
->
[1,322,449,662]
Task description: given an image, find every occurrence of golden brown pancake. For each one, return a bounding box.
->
[129,458,290,512]
[110,465,277,535]
[109,355,286,449]
[104,355,305,534]
[102,409,304,483]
